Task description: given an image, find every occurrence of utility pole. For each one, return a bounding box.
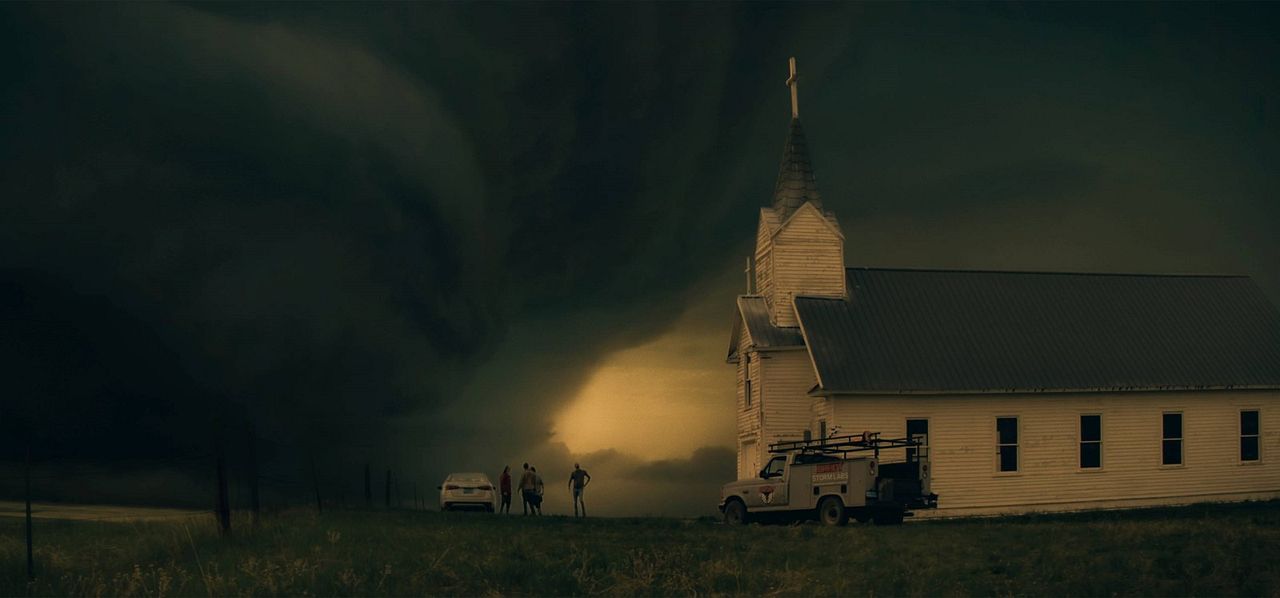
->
[25,441,33,582]
[384,469,391,509]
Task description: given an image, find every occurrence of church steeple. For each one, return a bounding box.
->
[772,57,821,220]
[771,118,822,220]
[751,56,844,328]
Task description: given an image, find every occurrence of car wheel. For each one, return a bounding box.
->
[817,496,848,527]
[723,499,749,525]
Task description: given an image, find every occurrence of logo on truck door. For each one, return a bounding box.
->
[759,485,775,504]
[813,463,849,483]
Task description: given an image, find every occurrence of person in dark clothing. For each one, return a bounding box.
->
[498,465,512,514]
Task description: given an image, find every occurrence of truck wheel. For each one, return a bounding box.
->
[724,499,749,525]
[873,510,904,525]
[817,497,848,526]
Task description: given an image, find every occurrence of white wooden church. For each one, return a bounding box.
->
[728,58,1280,516]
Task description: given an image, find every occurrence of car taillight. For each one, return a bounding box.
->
[445,484,460,490]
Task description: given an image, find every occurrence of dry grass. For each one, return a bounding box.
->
[3,501,1280,596]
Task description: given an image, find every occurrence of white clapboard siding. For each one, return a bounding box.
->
[754,214,774,306]
[828,391,1280,515]
[755,252,773,306]
[760,350,817,446]
[769,205,844,327]
[813,396,834,433]
[735,325,763,479]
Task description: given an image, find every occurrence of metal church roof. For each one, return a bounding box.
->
[727,296,806,362]
[739,296,804,348]
[794,268,1280,395]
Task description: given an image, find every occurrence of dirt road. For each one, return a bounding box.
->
[0,501,207,522]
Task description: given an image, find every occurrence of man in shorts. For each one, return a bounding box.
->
[519,463,537,516]
[531,466,544,515]
[568,463,591,518]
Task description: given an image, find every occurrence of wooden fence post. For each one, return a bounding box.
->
[248,424,260,529]
[25,442,33,582]
[215,445,231,536]
[310,456,323,515]
[364,463,372,508]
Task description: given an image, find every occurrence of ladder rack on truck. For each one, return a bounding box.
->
[769,432,927,461]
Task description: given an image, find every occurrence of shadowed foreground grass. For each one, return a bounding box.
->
[3,501,1280,596]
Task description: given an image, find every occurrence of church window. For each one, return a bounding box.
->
[996,417,1019,473]
[1241,410,1260,462]
[819,419,827,439]
[1080,415,1102,469]
[744,377,752,409]
[1162,412,1183,466]
[906,418,929,462]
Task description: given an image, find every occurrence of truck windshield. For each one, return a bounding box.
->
[762,456,786,478]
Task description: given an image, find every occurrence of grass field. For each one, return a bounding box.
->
[3,501,1280,596]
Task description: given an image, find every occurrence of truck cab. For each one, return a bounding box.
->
[719,433,937,526]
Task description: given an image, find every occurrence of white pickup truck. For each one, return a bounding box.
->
[719,433,937,526]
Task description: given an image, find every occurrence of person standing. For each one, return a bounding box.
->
[532,467,545,515]
[519,463,537,516]
[498,465,512,514]
[568,463,591,518]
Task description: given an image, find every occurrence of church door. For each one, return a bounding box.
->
[739,440,758,479]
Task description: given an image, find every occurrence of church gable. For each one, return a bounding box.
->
[773,201,844,244]
[768,202,847,327]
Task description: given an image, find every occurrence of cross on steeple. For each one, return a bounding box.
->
[771,56,821,220]
[786,56,799,118]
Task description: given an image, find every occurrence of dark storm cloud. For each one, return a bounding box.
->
[0,2,778,494]
[2,3,1279,514]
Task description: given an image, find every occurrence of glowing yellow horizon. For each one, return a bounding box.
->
[553,270,738,460]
